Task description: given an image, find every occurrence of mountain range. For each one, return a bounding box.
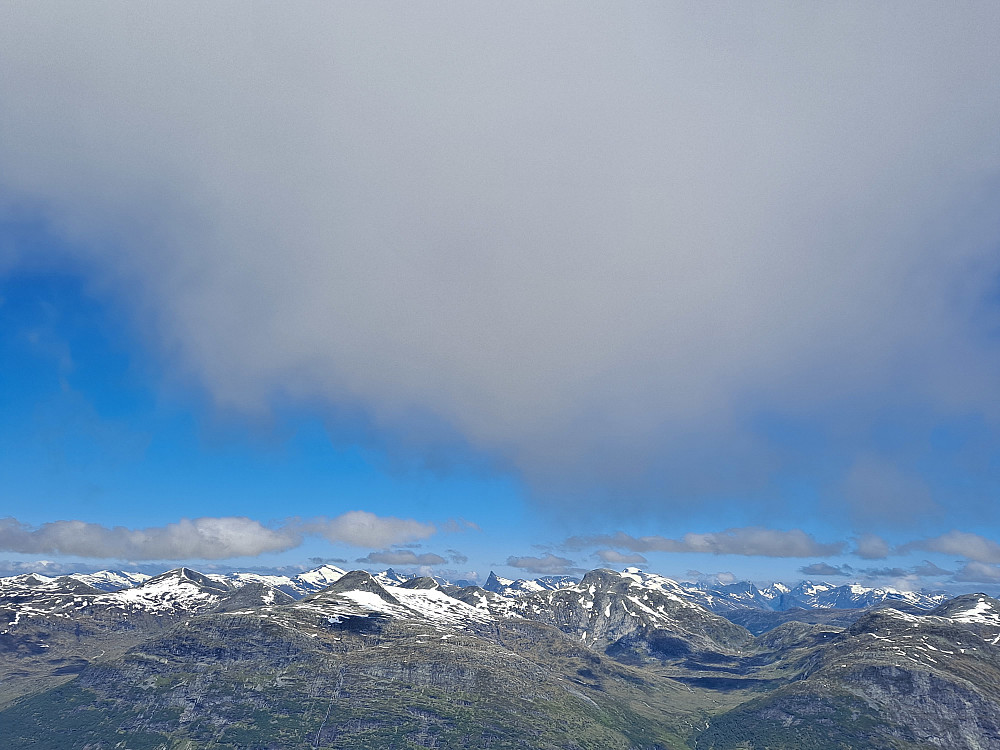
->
[0,564,994,748]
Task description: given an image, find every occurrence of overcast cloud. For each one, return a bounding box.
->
[2,6,999,523]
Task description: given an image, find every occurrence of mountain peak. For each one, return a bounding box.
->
[142,567,231,596]
[579,568,630,591]
[319,570,401,606]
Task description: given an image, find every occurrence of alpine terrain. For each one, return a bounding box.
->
[1,565,997,749]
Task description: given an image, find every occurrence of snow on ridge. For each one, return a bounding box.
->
[109,575,224,613]
[295,565,347,588]
[70,571,151,592]
[950,598,1000,626]
[292,582,493,631]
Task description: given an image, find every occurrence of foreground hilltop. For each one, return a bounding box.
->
[1,565,996,748]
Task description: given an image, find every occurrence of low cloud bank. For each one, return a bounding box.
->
[570,527,843,558]
[357,549,447,566]
[506,553,577,576]
[0,511,439,561]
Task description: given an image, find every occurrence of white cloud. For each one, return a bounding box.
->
[305,511,436,549]
[573,527,844,558]
[853,534,891,560]
[1,6,999,514]
[0,510,439,561]
[595,549,647,565]
[0,516,299,560]
[908,530,1000,563]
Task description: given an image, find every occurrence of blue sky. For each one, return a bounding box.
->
[2,5,1000,590]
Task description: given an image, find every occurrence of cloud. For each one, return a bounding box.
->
[853,533,890,560]
[0,516,299,560]
[304,511,435,549]
[308,556,348,566]
[445,548,469,565]
[913,560,952,577]
[357,549,446,566]
[952,561,1000,583]
[1,7,1000,518]
[572,527,844,558]
[441,519,481,534]
[0,510,439,561]
[858,566,909,579]
[506,553,576,576]
[906,530,1000,563]
[799,562,853,577]
[595,549,647,565]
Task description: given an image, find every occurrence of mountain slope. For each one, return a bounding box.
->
[696,600,1000,749]
[0,574,713,749]
[2,564,998,749]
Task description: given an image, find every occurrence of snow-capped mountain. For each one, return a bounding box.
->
[3,561,999,750]
[67,570,151,592]
[683,578,948,613]
[371,567,415,587]
[288,563,347,591]
[497,568,754,653]
[482,571,579,597]
[276,570,495,633]
[222,564,348,598]
[110,567,235,614]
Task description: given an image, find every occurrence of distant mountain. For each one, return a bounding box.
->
[482,570,579,596]
[682,576,948,614]
[225,563,348,598]
[67,570,151,592]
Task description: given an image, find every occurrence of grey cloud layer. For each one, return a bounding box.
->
[953,562,1000,583]
[0,512,437,561]
[357,550,447,566]
[2,7,1000,519]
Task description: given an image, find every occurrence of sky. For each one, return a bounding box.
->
[2,4,1000,591]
